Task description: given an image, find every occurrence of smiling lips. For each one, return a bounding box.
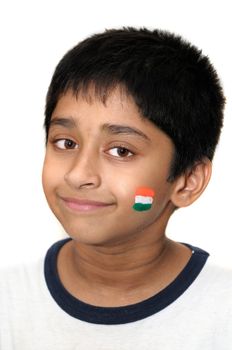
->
[61,197,114,212]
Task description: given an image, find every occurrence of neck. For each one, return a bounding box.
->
[71,232,169,289]
[57,227,192,307]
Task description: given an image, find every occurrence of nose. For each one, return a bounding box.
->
[64,150,101,190]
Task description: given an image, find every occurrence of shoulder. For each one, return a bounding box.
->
[0,258,48,329]
[0,259,45,301]
[190,258,232,313]
[0,258,44,279]
[183,243,232,295]
[199,259,232,289]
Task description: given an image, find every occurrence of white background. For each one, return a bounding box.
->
[0,0,231,268]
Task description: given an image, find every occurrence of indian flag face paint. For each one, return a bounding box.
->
[133,187,155,212]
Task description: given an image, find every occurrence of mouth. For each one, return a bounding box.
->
[60,196,115,212]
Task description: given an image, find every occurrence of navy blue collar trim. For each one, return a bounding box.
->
[44,238,209,325]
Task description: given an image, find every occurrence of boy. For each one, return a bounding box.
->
[1,27,232,349]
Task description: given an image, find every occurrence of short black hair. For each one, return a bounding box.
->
[44,27,225,180]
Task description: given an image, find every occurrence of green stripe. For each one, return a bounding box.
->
[133,203,152,212]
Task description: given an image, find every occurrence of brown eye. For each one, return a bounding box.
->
[55,139,78,150]
[108,147,133,158]
[117,147,130,157]
[64,139,76,149]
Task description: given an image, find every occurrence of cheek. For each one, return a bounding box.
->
[42,158,61,195]
[114,180,157,213]
[132,187,155,212]
[114,175,170,218]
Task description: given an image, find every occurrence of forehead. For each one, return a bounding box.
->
[50,88,149,139]
[50,87,152,137]
[52,85,142,120]
[50,87,174,155]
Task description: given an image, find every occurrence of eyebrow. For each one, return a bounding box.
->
[102,123,151,143]
[49,117,76,129]
[49,117,150,143]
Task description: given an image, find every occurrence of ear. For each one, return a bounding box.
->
[170,158,212,208]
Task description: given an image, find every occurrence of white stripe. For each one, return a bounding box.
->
[135,195,153,204]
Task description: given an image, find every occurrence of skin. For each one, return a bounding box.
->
[42,87,212,307]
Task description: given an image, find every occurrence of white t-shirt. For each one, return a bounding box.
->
[1,238,232,349]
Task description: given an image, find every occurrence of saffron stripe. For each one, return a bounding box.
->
[135,187,155,197]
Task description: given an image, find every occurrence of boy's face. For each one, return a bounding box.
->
[42,87,176,246]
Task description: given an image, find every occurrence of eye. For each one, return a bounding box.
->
[54,139,78,150]
[108,146,133,158]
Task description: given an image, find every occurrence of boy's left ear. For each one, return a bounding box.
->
[170,158,212,208]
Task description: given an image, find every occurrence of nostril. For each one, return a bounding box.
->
[64,169,101,190]
[80,182,95,188]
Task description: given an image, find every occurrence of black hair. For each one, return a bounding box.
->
[44,27,225,180]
